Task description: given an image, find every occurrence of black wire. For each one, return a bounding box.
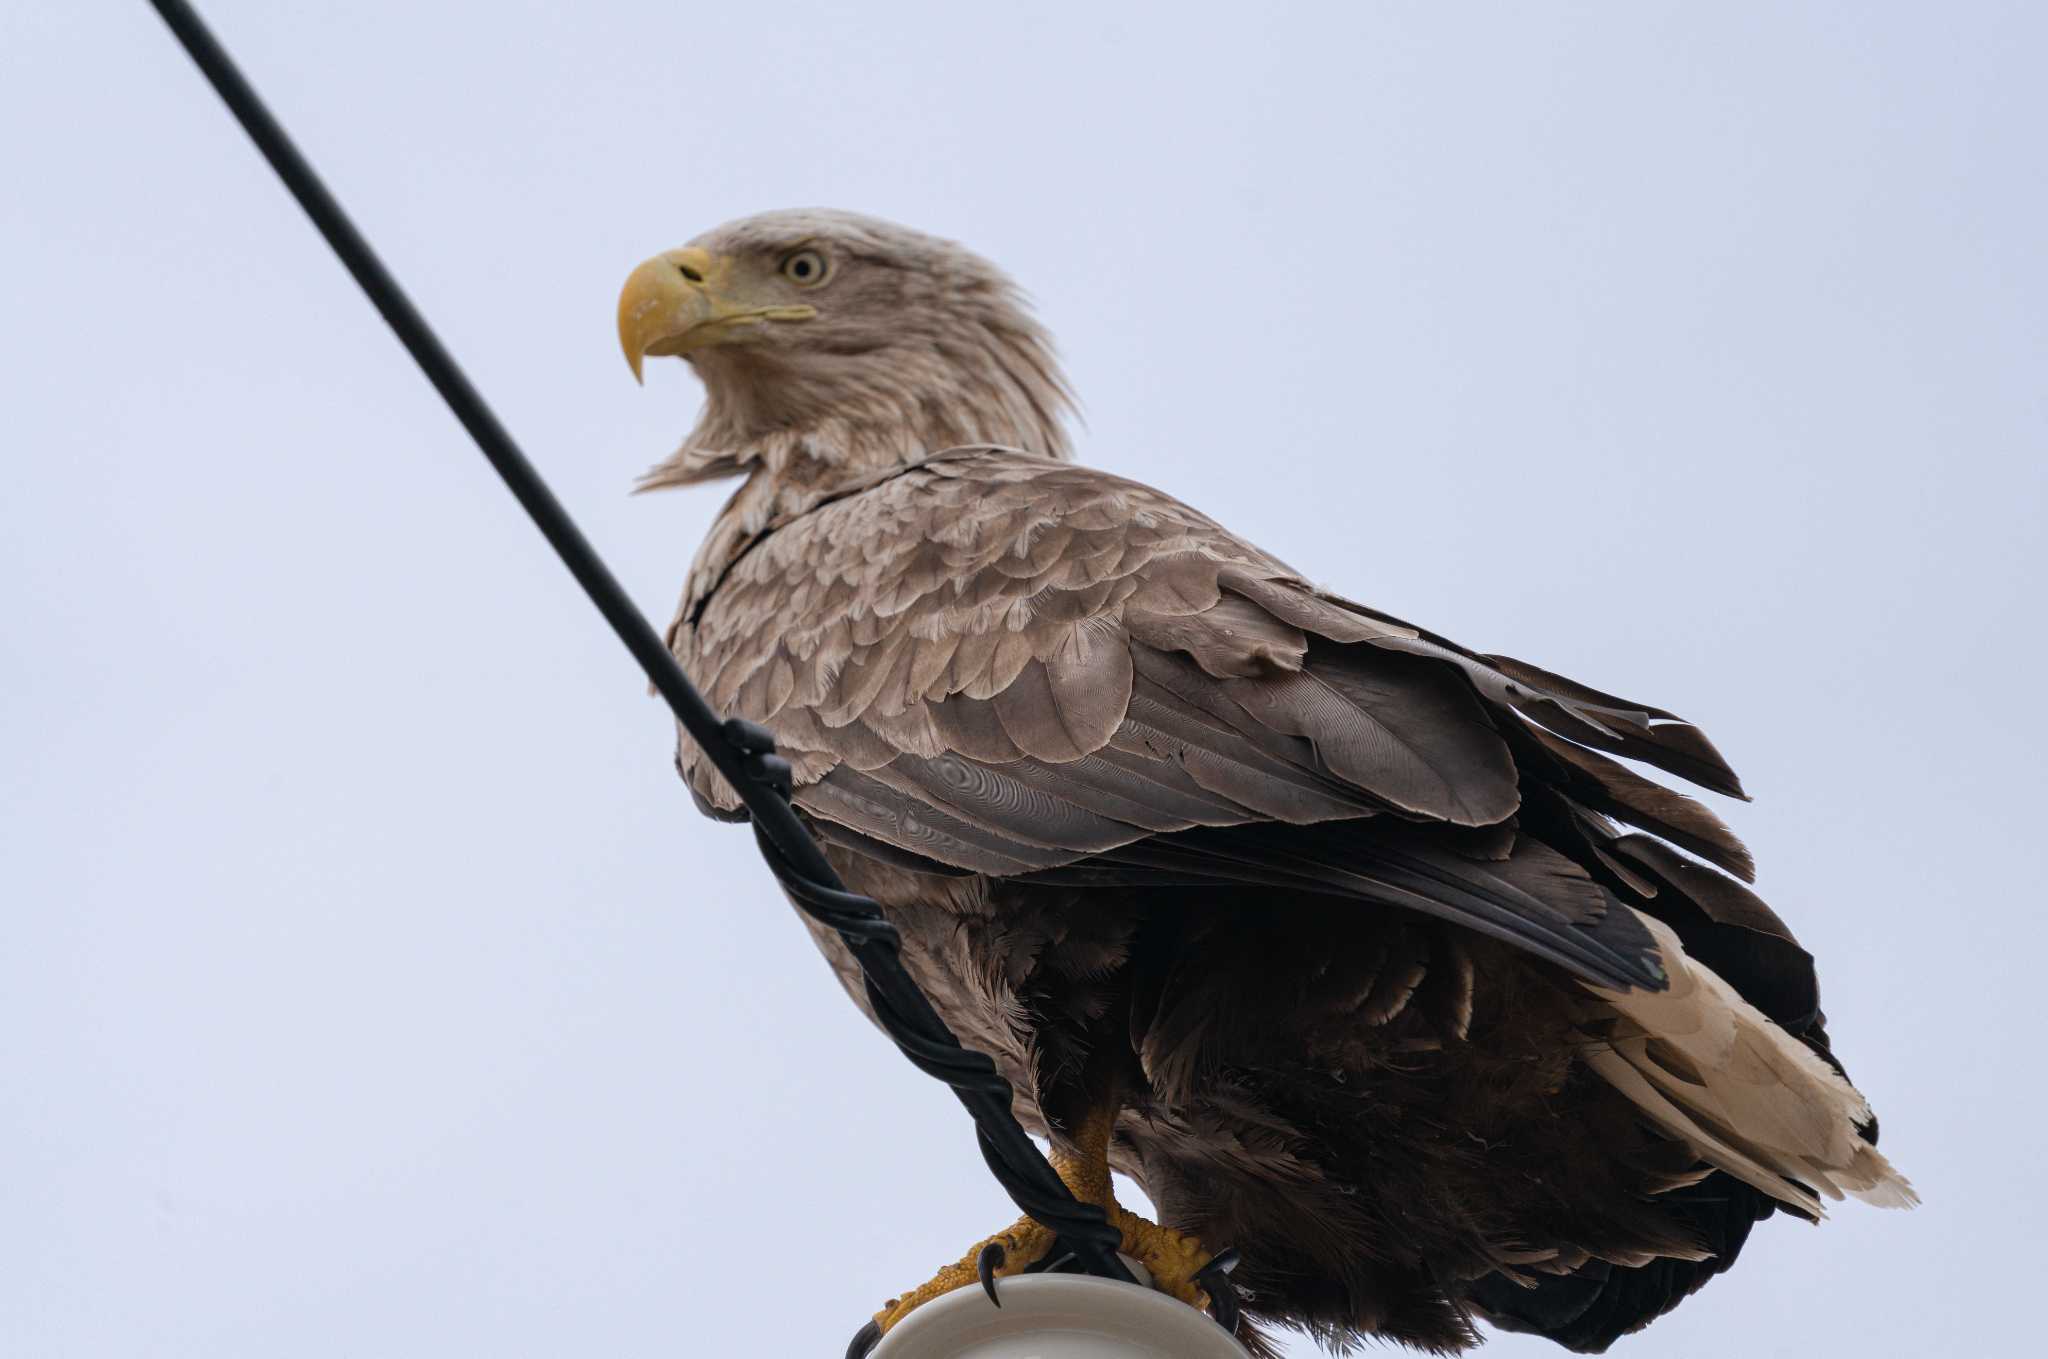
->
[143,0,1132,1300]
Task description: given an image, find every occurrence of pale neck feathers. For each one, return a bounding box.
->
[655,288,1075,609]
[638,300,1074,500]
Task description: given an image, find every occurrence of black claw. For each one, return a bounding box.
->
[1195,1247,1244,1335]
[844,1318,883,1359]
[977,1240,1007,1307]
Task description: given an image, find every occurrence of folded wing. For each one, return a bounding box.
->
[673,449,1912,1324]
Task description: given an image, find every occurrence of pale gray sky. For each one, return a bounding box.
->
[3,3,2041,1356]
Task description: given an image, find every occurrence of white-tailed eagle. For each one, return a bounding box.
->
[617,210,1912,1355]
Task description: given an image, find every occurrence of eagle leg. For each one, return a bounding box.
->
[865,1095,1230,1337]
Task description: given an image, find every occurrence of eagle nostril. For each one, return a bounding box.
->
[675,261,704,284]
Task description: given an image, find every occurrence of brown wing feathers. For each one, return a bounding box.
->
[675,450,1758,999]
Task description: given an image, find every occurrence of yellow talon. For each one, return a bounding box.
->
[871,1218,1058,1333]
[1107,1202,1215,1311]
[869,1095,1221,1335]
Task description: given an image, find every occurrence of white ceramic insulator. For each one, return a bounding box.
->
[871,1271,1251,1359]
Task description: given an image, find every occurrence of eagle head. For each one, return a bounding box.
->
[618,209,1073,490]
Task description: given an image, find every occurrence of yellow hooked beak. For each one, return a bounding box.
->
[616,247,817,383]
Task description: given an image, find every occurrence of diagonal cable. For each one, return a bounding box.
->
[140,0,1135,1330]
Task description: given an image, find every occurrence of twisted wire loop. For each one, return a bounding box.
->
[140,4,1137,1346]
[728,721,1133,1278]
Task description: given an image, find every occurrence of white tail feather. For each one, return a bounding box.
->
[1584,909,1916,1216]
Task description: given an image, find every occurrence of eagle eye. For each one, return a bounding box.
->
[780,249,829,286]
